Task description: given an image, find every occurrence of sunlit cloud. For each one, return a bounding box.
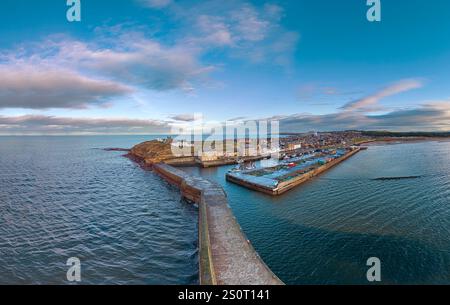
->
[173,1,299,67]
[0,1,447,134]
[0,0,299,114]
[169,114,198,122]
[276,102,450,132]
[0,64,132,110]
[1,101,449,135]
[341,79,424,112]
[138,0,172,9]
[0,115,170,135]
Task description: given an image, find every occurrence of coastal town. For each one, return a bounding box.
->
[125,129,450,285]
[129,131,377,195]
[3,0,450,290]
[129,130,450,196]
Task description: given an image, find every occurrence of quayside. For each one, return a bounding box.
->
[226,147,362,195]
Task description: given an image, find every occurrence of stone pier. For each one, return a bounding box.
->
[152,163,283,285]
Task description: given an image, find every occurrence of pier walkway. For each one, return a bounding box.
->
[152,163,283,285]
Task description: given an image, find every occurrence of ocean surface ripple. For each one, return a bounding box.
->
[184,141,450,284]
[0,136,198,285]
[1,137,449,284]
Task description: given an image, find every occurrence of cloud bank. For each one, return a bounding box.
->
[0,115,170,135]
[0,65,132,109]
[278,102,450,132]
[0,0,298,112]
[276,79,448,132]
[1,101,449,135]
[0,1,446,134]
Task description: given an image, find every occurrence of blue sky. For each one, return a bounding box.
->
[0,0,449,134]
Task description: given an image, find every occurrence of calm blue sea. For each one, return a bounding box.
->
[0,136,198,285]
[184,140,450,284]
[1,136,449,284]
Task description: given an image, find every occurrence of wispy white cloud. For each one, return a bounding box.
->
[138,0,172,9]
[0,0,299,114]
[173,1,299,67]
[192,15,234,47]
[59,37,213,92]
[260,79,445,132]
[232,5,271,42]
[169,114,198,122]
[275,102,450,132]
[0,31,214,110]
[341,79,423,112]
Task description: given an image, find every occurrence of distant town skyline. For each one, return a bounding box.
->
[0,0,449,134]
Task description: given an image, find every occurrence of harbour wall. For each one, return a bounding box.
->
[199,155,269,168]
[152,163,283,285]
[226,148,362,196]
[274,148,361,195]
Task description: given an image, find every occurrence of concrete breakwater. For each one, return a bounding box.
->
[227,148,362,195]
[152,163,283,285]
[274,148,361,194]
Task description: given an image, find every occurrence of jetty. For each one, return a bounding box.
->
[152,163,283,285]
[226,147,362,196]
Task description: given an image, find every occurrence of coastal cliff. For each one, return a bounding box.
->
[129,139,198,166]
[129,140,175,164]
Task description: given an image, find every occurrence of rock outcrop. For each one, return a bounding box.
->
[129,140,176,165]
